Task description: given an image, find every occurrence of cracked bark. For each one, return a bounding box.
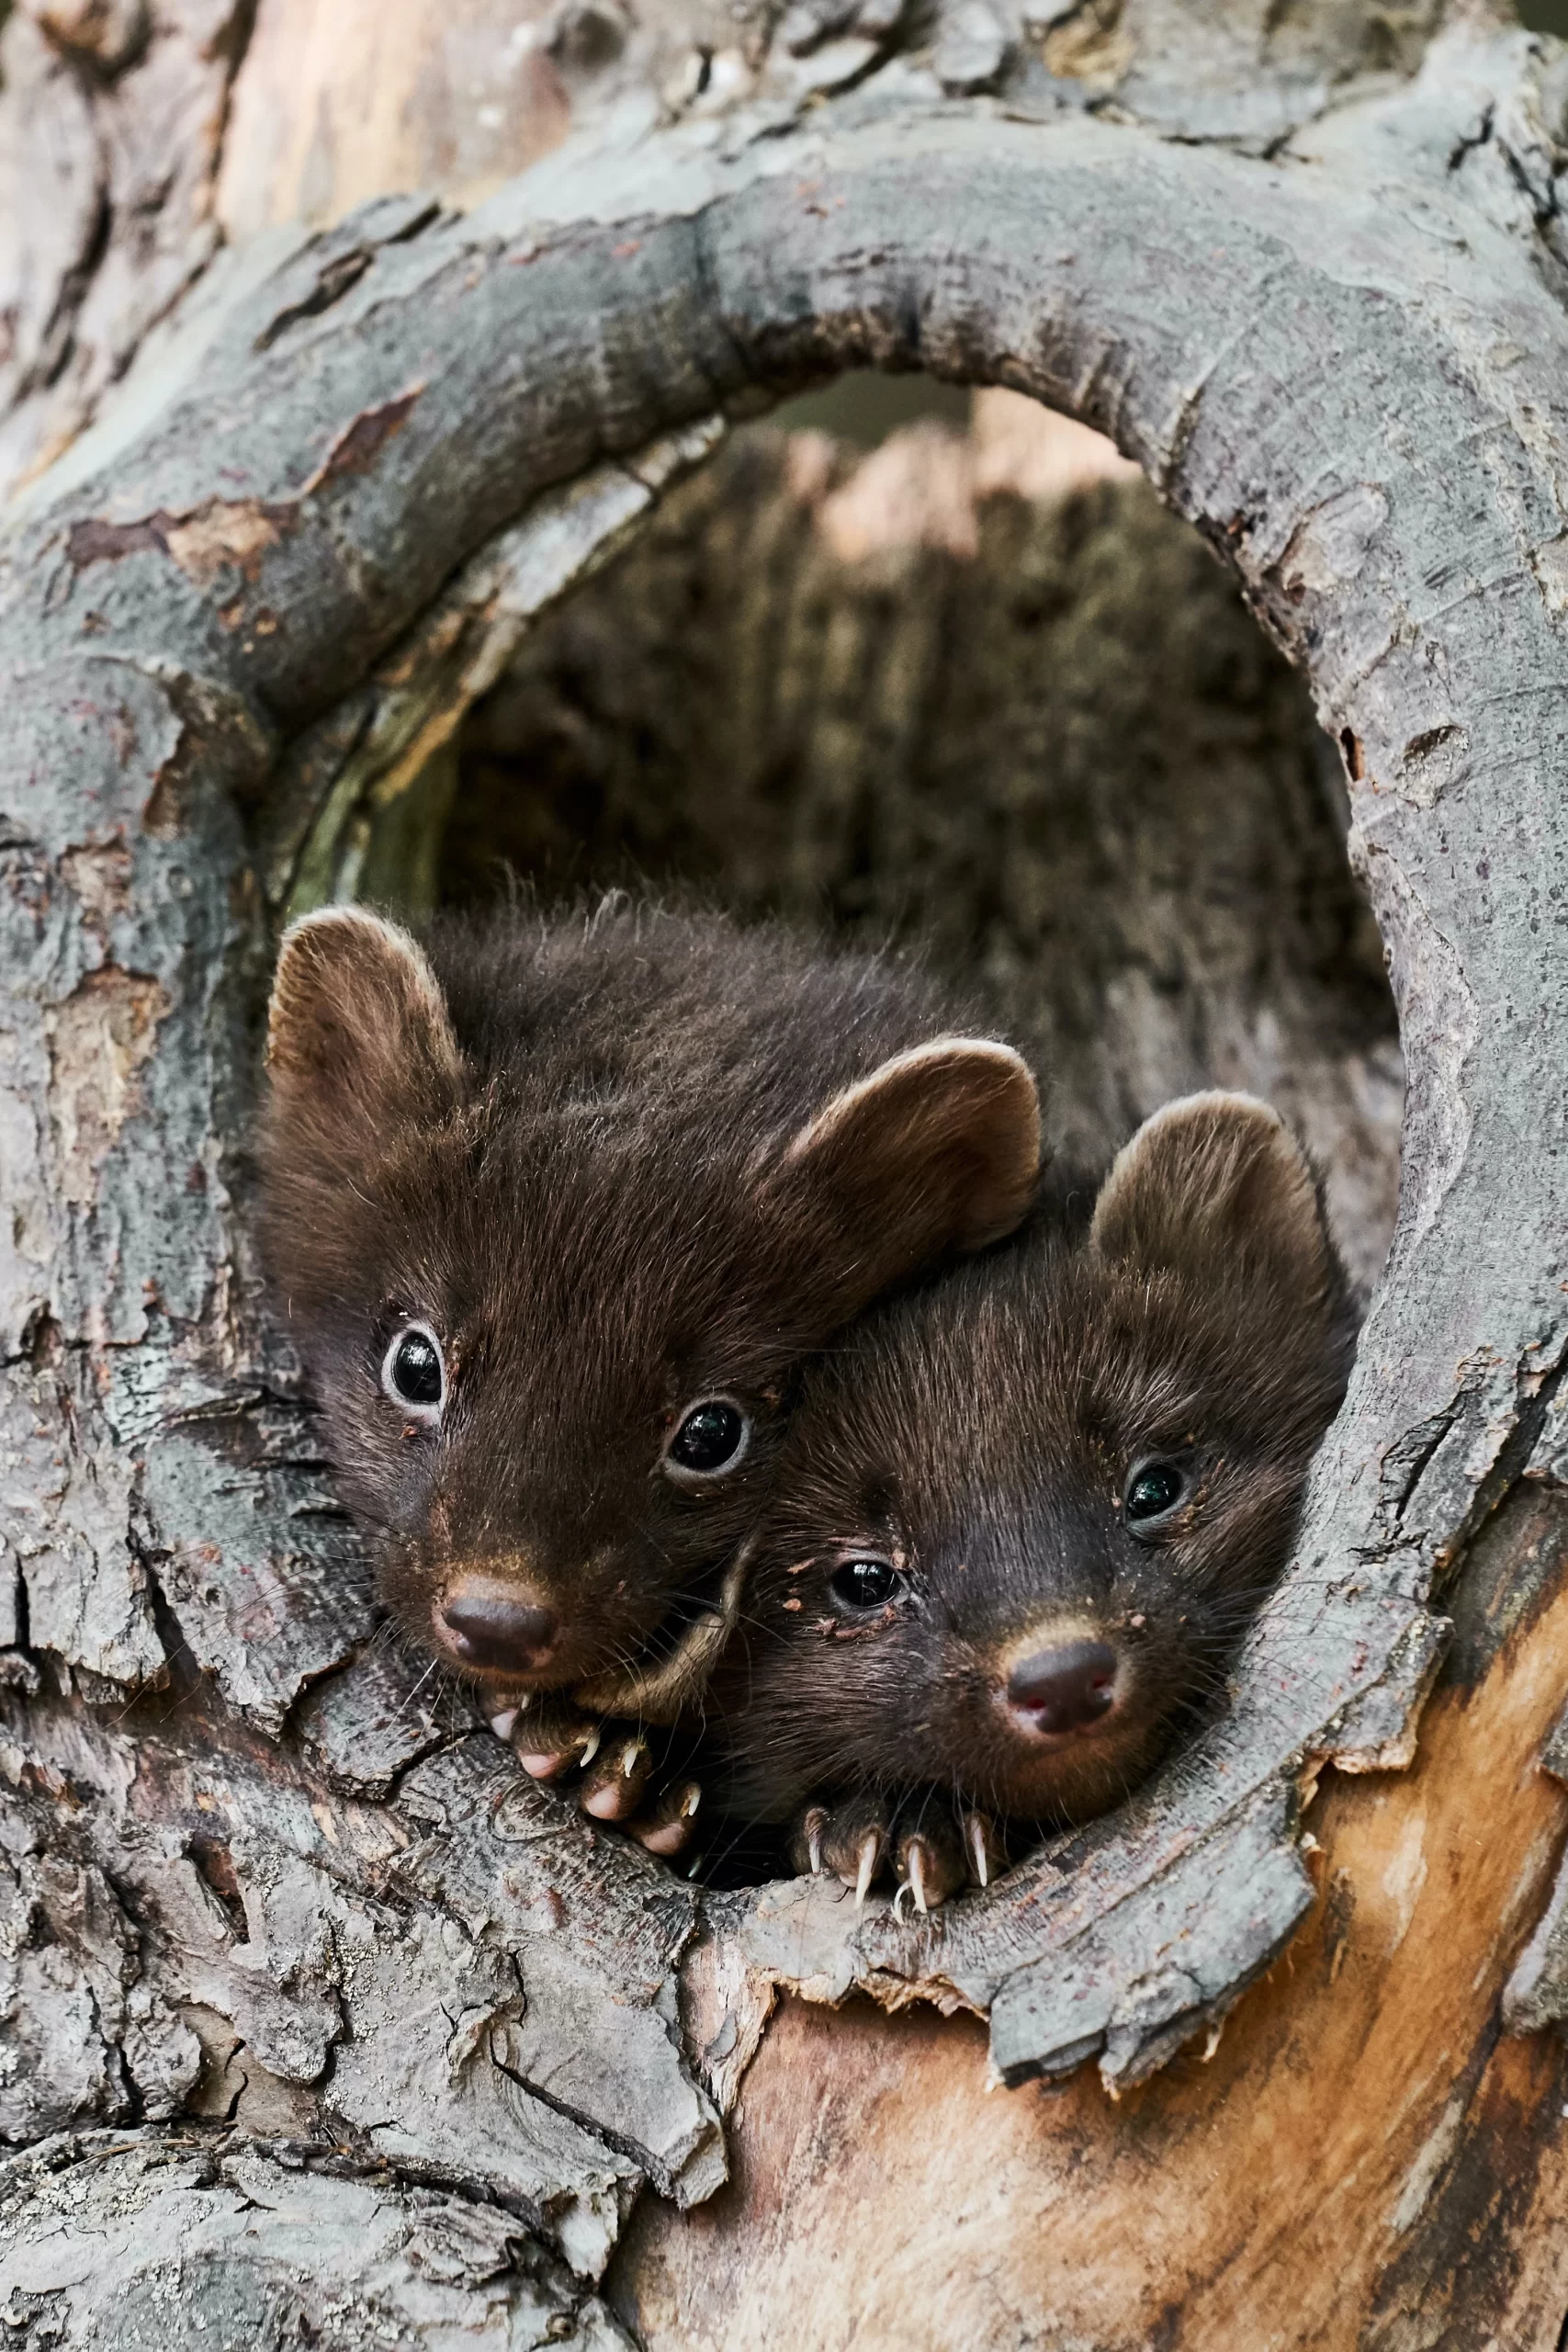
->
[4,0,1568,2344]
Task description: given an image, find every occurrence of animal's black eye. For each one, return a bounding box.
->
[383,1324,445,1418]
[1123,1462,1186,1526]
[665,1397,750,1481]
[829,1556,906,1611]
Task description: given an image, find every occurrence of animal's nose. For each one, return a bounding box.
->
[437,1579,558,1674]
[1005,1638,1119,1736]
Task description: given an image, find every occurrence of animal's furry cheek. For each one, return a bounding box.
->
[826,1612,898,1642]
[329,1417,446,1541]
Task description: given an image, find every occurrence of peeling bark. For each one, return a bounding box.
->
[3,1694,723,2278]
[0,2133,638,2348]
[2,0,1568,2338]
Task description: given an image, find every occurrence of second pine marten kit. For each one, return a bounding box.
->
[263,899,1355,1909]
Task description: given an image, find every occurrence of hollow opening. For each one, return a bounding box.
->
[306,372,1404,1896]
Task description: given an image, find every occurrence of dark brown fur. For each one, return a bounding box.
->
[711,1094,1358,1869]
[259,895,1039,1706]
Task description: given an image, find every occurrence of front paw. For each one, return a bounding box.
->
[489,1701,703,1856]
[490,1695,604,1781]
[626,1775,705,1860]
[789,1791,1006,1910]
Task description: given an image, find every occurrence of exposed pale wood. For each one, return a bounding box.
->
[0,0,254,501]
[215,0,575,239]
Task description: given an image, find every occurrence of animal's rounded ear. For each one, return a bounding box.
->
[1089,1091,1335,1306]
[762,1037,1041,1324]
[266,908,462,1136]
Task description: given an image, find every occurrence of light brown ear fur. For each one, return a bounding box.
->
[770,1037,1042,1316]
[1089,1091,1332,1303]
[267,908,462,1129]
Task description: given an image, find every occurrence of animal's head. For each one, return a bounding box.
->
[733,1092,1355,1826]
[260,908,1041,1713]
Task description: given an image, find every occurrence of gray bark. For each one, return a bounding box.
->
[1,2131,637,2348]
[4,0,1568,2338]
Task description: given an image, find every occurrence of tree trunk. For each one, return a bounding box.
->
[4,4,1568,2347]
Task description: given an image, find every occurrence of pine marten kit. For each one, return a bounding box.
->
[263,898,1355,1902]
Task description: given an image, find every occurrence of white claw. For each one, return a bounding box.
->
[967,1816,989,1888]
[804,1806,828,1874]
[854,1829,879,1911]
[907,1841,929,1915]
[488,1709,519,1741]
[621,1738,645,1779]
[892,1878,914,1922]
[577,1725,603,1770]
[681,1785,702,1818]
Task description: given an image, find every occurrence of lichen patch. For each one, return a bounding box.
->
[47,967,169,1208]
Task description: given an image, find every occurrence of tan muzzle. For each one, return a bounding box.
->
[571,1541,751,1724]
